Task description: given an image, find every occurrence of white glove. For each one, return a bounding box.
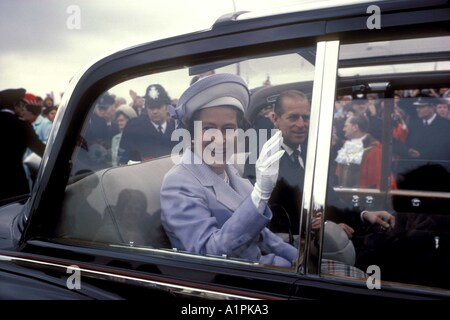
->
[251,130,285,210]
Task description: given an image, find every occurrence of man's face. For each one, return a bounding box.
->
[135,97,144,107]
[339,95,352,106]
[22,108,35,123]
[147,105,168,125]
[96,105,116,122]
[272,96,310,149]
[416,105,435,120]
[436,103,449,118]
[13,101,25,117]
[352,100,368,115]
[343,117,358,139]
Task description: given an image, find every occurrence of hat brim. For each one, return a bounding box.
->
[178,75,249,124]
[200,96,244,112]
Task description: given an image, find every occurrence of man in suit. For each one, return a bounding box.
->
[266,90,309,235]
[401,96,450,174]
[244,90,394,242]
[0,88,45,201]
[85,93,119,151]
[119,84,177,164]
[244,90,309,236]
[161,74,297,267]
[76,93,119,172]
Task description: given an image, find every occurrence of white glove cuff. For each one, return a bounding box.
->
[251,185,268,214]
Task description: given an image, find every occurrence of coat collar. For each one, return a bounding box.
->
[180,149,253,211]
[33,114,45,127]
[362,133,380,148]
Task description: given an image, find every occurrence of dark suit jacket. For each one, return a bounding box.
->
[119,116,177,164]
[85,113,119,149]
[243,142,366,237]
[0,110,45,200]
[406,115,450,161]
[398,115,450,174]
[243,146,306,235]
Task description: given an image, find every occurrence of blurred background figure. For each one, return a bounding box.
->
[129,89,144,116]
[335,115,382,189]
[85,92,119,159]
[43,94,54,109]
[21,93,53,185]
[436,98,450,120]
[43,106,58,122]
[399,96,450,175]
[0,88,45,201]
[22,93,53,144]
[111,104,137,166]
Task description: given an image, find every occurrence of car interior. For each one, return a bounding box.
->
[55,34,450,291]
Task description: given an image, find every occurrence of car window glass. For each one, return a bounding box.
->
[57,48,318,271]
[322,36,450,290]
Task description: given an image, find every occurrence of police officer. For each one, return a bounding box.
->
[119,84,177,163]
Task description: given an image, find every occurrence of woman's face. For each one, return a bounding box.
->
[116,113,129,131]
[47,109,57,122]
[195,106,238,172]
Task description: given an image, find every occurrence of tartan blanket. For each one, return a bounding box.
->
[321,258,367,279]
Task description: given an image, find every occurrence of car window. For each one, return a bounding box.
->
[56,48,321,272]
[322,35,450,290]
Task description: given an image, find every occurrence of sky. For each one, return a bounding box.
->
[0,0,320,104]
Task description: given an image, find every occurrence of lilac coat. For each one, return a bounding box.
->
[160,149,297,267]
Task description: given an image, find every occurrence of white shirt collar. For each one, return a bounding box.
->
[424,113,437,125]
[281,142,302,156]
[151,121,167,133]
[281,142,304,168]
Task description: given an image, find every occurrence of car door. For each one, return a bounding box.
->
[290,34,450,299]
[13,23,325,300]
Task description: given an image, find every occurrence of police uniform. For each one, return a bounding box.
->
[119,84,177,163]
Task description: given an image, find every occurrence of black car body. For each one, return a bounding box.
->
[1,0,450,301]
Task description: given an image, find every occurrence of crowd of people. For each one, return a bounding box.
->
[76,84,180,174]
[3,80,450,201]
[332,88,450,190]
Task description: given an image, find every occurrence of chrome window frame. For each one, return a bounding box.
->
[299,40,340,274]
